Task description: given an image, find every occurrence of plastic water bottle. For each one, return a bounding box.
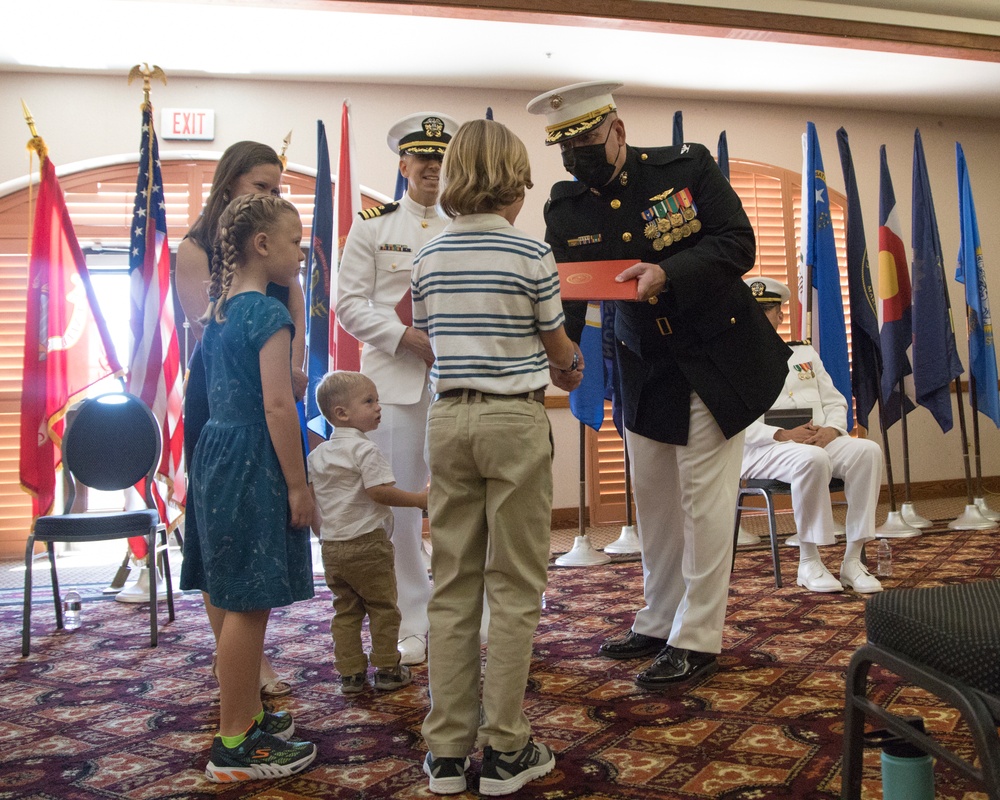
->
[880,719,934,800]
[876,539,893,577]
[63,590,82,630]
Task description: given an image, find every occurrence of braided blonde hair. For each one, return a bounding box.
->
[205,193,299,323]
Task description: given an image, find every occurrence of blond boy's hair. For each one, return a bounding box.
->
[315,370,373,424]
[439,119,533,218]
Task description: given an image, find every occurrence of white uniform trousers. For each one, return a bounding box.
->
[367,394,432,638]
[740,435,882,546]
[629,393,744,655]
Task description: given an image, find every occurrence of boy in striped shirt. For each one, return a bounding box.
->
[412,119,582,796]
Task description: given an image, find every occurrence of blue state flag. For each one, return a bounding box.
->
[877,147,916,428]
[717,130,729,182]
[306,120,333,437]
[911,128,963,432]
[836,127,882,431]
[672,110,683,147]
[569,302,605,430]
[955,142,1000,427]
[802,122,853,428]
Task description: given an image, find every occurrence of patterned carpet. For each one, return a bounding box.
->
[3,521,999,800]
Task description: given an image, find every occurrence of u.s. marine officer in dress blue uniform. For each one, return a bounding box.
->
[529,81,790,689]
[335,112,460,666]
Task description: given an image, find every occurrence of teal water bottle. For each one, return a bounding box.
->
[880,719,934,800]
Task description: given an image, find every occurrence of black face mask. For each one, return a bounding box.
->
[561,126,619,188]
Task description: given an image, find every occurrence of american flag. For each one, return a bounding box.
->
[128,103,185,544]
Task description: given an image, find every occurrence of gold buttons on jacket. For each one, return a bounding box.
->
[641,153,648,160]
[622,232,632,242]
[421,221,428,228]
[610,199,621,210]
[730,317,736,324]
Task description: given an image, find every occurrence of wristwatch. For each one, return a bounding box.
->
[562,351,580,373]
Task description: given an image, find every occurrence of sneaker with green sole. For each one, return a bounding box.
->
[205,721,316,783]
[258,710,294,741]
[423,752,470,794]
[479,738,555,796]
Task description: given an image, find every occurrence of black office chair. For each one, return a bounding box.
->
[22,392,175,656]
[842,580,1000,799]
[732,477,846,587]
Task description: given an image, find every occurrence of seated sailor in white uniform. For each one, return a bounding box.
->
[740,277,883,594]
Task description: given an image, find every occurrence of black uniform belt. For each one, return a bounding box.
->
[434,388,546,404]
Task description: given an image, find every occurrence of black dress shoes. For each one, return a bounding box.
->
[598,630,668,660]
[635,645,718,690]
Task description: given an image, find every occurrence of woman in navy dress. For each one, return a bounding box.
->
[176,141,306,696]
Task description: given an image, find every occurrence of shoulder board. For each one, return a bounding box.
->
[358,202,399,221]
[636,142,708,166]
[548,180,589,203]
[788,340,807,347]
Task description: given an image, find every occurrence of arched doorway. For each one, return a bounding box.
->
[0,155,383,557]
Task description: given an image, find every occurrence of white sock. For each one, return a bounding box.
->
[843,540,865,562]
[799,543,821,562]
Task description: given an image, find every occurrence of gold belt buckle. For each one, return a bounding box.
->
[656,317,673,336]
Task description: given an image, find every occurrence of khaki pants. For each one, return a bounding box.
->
[421,393,552,757]
[322,529,401,675]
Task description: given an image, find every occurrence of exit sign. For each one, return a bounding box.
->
[161,108,215,141]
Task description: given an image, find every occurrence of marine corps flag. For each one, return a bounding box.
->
[128,101,186,550]
[20,156,124,518]
[331,100,362,371]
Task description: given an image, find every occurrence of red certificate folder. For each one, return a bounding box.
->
[557,260,640,300]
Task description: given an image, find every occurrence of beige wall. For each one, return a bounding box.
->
[4,71,1000,508]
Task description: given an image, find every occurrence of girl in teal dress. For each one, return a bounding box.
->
[191,193,316,782]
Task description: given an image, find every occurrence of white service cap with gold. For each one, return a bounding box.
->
[744,276,791,303]
[387,112,460,156]
[526,80,623,145]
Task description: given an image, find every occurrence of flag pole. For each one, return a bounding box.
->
[948,374,995,529]
[969,371,1000,520]
[20,100,46,250]
[119,63,175,601]
[21,99,47,159]
[278,130,292,170]
[554,421,610,567]
[896,378,931,529]
[874,377,919,536]
[604,434,640,554]
[970,370,985,499]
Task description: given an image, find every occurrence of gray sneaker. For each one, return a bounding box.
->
[479,738,555,796]
[374,664,412,691]
[422,751,470,794]
[341,672,366,694]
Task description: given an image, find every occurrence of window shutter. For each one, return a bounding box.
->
[0,159,375,557]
